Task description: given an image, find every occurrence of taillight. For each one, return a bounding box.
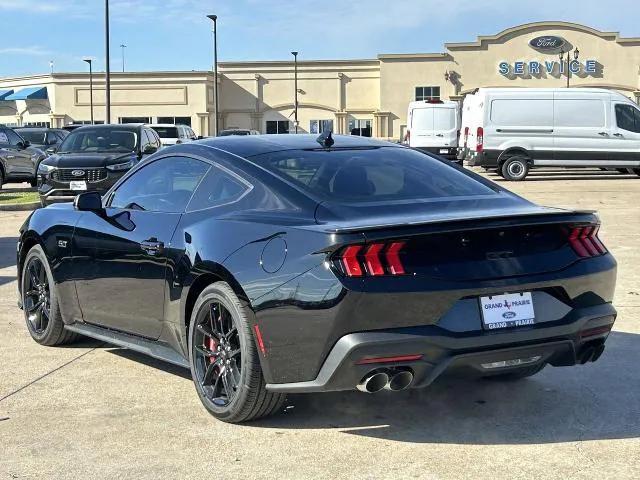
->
[335,241,408,277]
[404,130,410,145]
[463,127,469,148]
[476,127,483,153]
[568,225,607,258]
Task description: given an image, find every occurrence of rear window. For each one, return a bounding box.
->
[16,130,45,144]
[152,127,178,138]
[251,147,495,203]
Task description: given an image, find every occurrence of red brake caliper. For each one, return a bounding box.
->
[206,337,218,363]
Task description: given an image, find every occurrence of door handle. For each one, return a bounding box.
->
[140,239,164,255]
[435,134,444,137]
[613,133,624,138]
[598,132,609,136]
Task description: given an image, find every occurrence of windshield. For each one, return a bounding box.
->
[151,127,178,138]
[58,128,138,153]
[16,130,46,144]
[251,147,495,203]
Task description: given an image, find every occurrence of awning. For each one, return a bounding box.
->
[5,86,48,100]
[0,89,14,100]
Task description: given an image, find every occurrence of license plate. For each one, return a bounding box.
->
[439,148,449,154]
[480,292,535,330]
[70,181,87,191]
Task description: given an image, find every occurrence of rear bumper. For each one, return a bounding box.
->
[266,302,616,393]
[467,150,501,167]
[416,146,460,162]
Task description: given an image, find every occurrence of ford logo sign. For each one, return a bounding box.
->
[529,35,566,52]
[502,311,517,319]
[71,170,85,177]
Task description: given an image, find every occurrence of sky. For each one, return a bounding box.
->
[1,0,639,77]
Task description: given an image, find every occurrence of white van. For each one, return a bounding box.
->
[461,87,640,180]
[405,100,460,163]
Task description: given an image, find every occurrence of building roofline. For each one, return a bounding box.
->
[0,71,214,82]
[218,58,379,68]
[445,21,640,50]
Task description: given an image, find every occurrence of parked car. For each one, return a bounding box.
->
[148,123,197,146]
[0,126,47,188]
[404,99,460,163]
[37,123,161,205]
[461,87,640,180]
[219,128,260,136]
[17,134,617,423]
[15,127,68,151]
[62,124,88,132]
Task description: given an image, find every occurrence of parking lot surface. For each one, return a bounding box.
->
[1,169,639,480]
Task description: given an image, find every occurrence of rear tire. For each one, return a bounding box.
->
[0,168,4,189]
[21,245,79,346]
[484,362,546,380]
[632,168,640,176]
[188,282,285,423]
[500,156,529,181]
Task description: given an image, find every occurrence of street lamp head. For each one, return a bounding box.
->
[82,57,93,64]
[574,48,580,60]
[207,14,217,22]
[559,49,565,61]
[291,51,298,57]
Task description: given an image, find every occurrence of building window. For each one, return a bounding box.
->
[119,116,151,124]
[24,121,51,128]
[73,120,104,125]
[349,119,372,137]
[310,119,334,134]
[157,116,192,126]
[415,86,440,101]
[266,120,290,134]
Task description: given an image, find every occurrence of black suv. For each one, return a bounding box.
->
[15,127,69,152]
[0,126,47,188]
[37,124,161,205]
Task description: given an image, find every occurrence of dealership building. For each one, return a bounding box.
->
[1,21,640,139]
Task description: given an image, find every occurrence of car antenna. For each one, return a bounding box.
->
[316,130,334,148]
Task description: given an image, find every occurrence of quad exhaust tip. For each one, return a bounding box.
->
[357,371,390,393]
[384,370,414,392]
[357,369,414,393]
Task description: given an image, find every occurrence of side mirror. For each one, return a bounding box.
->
[17,140,30,149]
[197,135,205,140]
[74,191,103,212]
[143,144,158,155]
[46,146,58,155]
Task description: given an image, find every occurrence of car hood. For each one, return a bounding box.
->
[41,151,137,168]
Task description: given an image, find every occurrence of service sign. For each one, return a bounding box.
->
[529,35,566,52]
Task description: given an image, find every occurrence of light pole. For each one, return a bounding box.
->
[83,58,94,124]
[207,14,219,136]
[120,44,127,72]
[105,0,111,123]
[560,47,580,88]
[291,51,298,134]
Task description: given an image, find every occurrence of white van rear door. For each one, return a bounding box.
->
[409,107,434,147]
[433,105,459,148]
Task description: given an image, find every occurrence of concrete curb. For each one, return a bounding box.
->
[0,187,37,194]
[0,202,40,212]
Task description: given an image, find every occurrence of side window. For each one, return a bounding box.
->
[110,156,209,213]
[615,104,640,133]
[144,129,159,148]
[0,129,9,145]
[187,166,250,211]
[5,129,23,146]
[46,132,59,145]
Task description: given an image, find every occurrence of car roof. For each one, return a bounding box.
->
[71,123,143,133]
[148,123,183,127]
[199,134,399,158]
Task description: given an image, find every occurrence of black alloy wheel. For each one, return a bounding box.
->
[193,301,242,407]
[21,245,78,345]
[188,282,285,423]
[23,256,51,335]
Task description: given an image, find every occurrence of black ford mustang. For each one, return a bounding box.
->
[17,134,617,423]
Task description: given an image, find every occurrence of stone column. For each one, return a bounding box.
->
[334,111,348,135]
[196,112,210,137]
[250,112,263,133]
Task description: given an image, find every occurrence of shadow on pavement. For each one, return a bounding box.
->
[246,331,640,445]
[485,169,639,182]
[0,237,18,269]
[106,348,192,380]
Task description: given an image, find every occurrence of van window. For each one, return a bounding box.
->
[434,108,456,129]
[411,109,434,130]
[554,99,605,127]
[490,99,553,126]
[615,104,640,133]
